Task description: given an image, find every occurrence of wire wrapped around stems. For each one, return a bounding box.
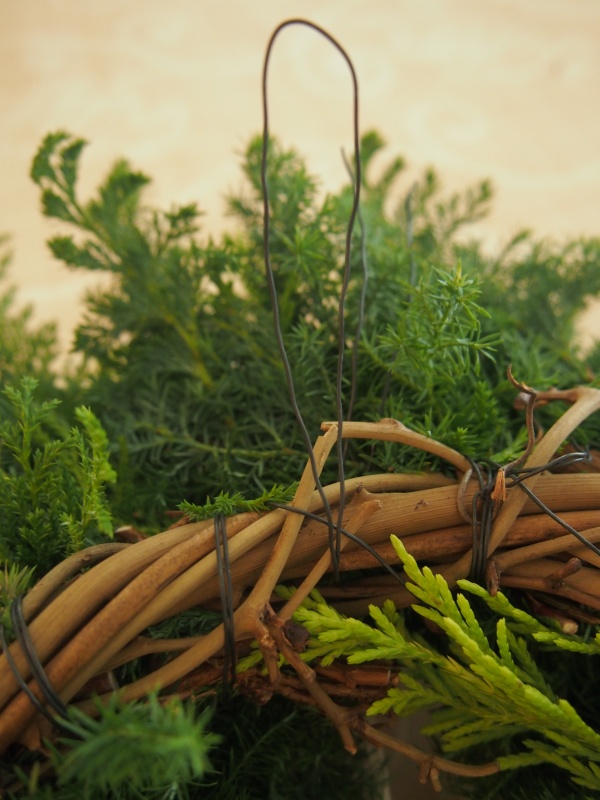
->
[214,512,236,690]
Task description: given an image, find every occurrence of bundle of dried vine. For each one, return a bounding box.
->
[1,381,600,789]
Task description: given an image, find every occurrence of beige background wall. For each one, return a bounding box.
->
[2,0,600,355]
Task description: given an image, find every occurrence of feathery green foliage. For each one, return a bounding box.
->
[0,377,115,576]
[29,130,569,524]
[1,125,599,798]
[53,694,219,799]
[6,695,220,800]
[179,482,297,520]
[0,239,58,403]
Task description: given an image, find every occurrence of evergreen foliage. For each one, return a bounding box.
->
[198,695,384,800]
[0,127,599,797]
[278,537,600,793]
[0,378,115,579]
[179,483,297,521]
[7,695,219,800]
[54,694,219,799]
[30,130,581,523]
[0,239,57,403]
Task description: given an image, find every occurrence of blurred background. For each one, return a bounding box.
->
[2,0,600,356]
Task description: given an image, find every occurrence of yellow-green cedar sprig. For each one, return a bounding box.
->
[276,536,600,790]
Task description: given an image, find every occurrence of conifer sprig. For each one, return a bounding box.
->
[279,536,600,791]
[0,378,115,575]
[53,694,220,799]
[178,482,297,520]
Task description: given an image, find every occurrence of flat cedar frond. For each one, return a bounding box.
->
[461,580,600,655]
[279,537,600,790]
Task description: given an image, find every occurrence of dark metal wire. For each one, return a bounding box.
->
[213,513,237,690]
[514,481,600,559]
[467,447,598,582]
[10,597,69,719]
[466,459,498,583]
[268,502,405,585]
[0,596,72,734]
[261,19,362,582]
[507,449,591,485]
[0,622,55,727]
[340,147,368,438]
[506,448,600,556]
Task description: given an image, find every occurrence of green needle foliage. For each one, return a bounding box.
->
[0,378,115,579]
[198,695,384,800]
[7,695,220,800]
[179,483,297,520]
[31,129,592,524]
[0,125,599,798]
[53,694,220,799]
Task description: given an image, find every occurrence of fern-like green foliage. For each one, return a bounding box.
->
[29,130,570,524]
[29,130,600,526]
[370,261,499,400]
[0,378,115,576]
[279,537,600,792]
[6,694,220,800]
[179,482,297,520]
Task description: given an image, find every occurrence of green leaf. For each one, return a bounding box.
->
[30,131,70,184]
[60,137,87,196]
[41,189,76,222]
[48,236,110,271]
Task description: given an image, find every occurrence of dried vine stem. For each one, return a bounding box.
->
[0,519,226,711]
[0,515,258,752]
[4,461,600,714]
[358,723,500,787]
[321,418,472,473]
[22,543,129,622]
[237,425,340,635]
[493,525,600,572]
[278,487,383,620]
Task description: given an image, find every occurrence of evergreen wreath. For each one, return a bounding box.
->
[2,18,600,800]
